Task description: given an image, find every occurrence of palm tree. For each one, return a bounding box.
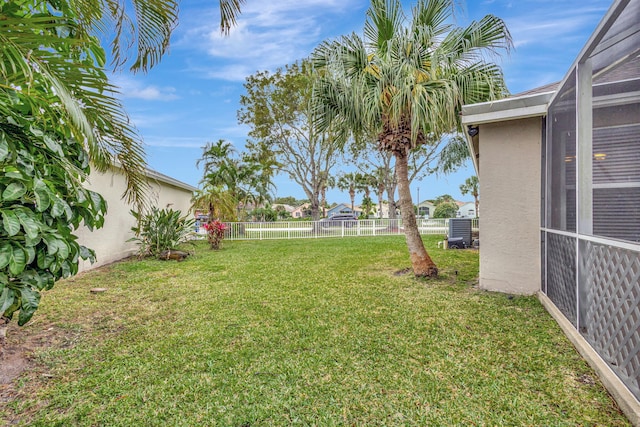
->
[371,167,389,218]
[195,139,275,220]
[319,172,336,218]
[460,175,479,218]
[337,173,359,212]
[312,0,510,276]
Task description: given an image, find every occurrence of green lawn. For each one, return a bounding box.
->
[1,236,629,426]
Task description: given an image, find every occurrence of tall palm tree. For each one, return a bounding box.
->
[337,173,359,212]
[318,172,336,218]
[312,0,510,276]
[460,175,479,218]
[195,139,275,220]
[372,167,389,219]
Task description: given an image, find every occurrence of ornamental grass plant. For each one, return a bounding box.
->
[0,236,629,426]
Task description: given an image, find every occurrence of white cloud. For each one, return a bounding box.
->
[142,124,250,148]
[129,112,181,128]
[110,75,179,101]
[143,135,208,148]
[176,0,362,81]
[505,6,608,48]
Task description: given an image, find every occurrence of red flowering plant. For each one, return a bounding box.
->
[203,220,227,250]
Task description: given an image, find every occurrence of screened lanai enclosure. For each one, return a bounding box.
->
[542,0,640,401]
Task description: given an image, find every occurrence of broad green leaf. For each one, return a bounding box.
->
[0,134,9,162]
[24,245,36,264]
[0,287,15,317]
[0,241,11,270]
[17,287,41,326]
[41,271,55,291]
[5,171,23,179]
[2,210,21,236]
[9,245,27,276]
[56,239,70,259]
[42,234,59,256]
[89,191,107,213]
[42,135,63,156]
[37,250,55,270]
[2,182,27,201]
[51,198,65,218]
[79,245,96,263]
[14,209,40,240]
[34,180,51,211]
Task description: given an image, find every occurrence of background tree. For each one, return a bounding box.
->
[274,205,291,220]
[318,172,336,218]
[238,61,342,220]
[433,202,459,219]
[349,133,470,220]
[360,196,374,218]
[371,167,389,219]
[194,139,274,221]
[433,194,456,206]
[337,173,359,213]
[312,0,510,276]
[460,175,479,218]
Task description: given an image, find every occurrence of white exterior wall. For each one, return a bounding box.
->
[75,168,195,272]
[479,118,541,294]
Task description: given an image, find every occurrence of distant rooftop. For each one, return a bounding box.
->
[510,81,559,98]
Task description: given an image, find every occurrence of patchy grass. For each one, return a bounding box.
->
[0,236,629,426]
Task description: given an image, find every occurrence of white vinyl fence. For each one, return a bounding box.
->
[206,218,478,241]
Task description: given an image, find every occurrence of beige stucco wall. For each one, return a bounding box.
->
[478,117,542,294]
[75,168,195,272]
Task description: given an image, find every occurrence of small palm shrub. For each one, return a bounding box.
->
[129,208,195,257]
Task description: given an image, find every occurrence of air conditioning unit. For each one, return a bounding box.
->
[448,218,472,248]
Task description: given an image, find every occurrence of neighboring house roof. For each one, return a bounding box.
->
[273,203,296,213]
[327,203,358,216]
[511,81,560,98]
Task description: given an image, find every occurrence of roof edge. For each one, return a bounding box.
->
[144,167,198,192]
[461,91,555,125]
[110,160,198,192]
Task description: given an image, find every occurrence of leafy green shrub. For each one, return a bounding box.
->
[129,208,195,257]
[0,119,107,332]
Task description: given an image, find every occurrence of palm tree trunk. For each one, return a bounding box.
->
[395,151,438,277]
[385,183,398,219]
[474,195,479,218]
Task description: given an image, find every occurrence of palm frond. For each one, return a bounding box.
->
[0,9,149,209]
[219,0,245,36]
[364,0,404,54]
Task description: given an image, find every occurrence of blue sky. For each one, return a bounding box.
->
[111,0,612,205]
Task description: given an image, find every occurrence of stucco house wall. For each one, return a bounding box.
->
[75,167,196,272]
[477,117,542,294]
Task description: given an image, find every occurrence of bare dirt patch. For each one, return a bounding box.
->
[0,346,28,385]
[0,323,80,409]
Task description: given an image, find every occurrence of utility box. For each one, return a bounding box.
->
[448,218,472,248]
